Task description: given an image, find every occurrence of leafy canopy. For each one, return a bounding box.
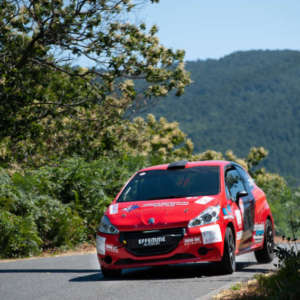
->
[0,0,190,140]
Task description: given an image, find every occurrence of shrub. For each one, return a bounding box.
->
[0,211,42,258]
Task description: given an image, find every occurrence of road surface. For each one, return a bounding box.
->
[0,251,275,300]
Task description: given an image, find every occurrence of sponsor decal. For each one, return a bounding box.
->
[184,236,202,245]
[253,223,264,242]
[195,196,214,205]
[235,210,242,226]
[109,204,119,215]
[236,231,243,241]
[239,200,245,216]
[223,205,234,219]
[106,244,119,254]
[123,204,139,212]
[142,202,188,207]
[200,224,222,245]
[96,236,106,255]
[222,207,228,215]
[227,204,232,213]
[138,236,166,247]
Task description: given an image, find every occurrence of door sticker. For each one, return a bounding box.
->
[235,210,242,226]
[236,231,243,241]
[253,223,264,242]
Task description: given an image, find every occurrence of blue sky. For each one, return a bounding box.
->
[140,0,300,61]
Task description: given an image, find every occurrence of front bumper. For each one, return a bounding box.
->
[96,224,224,270]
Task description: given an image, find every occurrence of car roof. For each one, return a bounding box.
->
[139,160,231,172]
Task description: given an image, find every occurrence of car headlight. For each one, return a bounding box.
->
[188,205,220,227]
[98,215,119,234]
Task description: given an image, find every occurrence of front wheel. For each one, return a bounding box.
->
[101,266,122,278]
[218,227,236,274]
[254,219,274,263]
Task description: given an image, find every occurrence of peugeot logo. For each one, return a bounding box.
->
[148,218,155,225]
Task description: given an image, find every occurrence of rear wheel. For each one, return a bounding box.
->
[101,266,122,278]
[254,219,274,263]
[218,227,236,274]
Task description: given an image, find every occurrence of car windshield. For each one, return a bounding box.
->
[117,166,220,202]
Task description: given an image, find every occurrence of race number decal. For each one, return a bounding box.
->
[96,236,106,255]
[200,224,222,245]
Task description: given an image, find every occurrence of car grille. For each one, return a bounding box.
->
[119,228,184,257]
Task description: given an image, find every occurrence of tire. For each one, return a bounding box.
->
[101,266,122,278]
[254,219,274,263]
[218,227,236,274]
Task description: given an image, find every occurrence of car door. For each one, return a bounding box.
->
[225,166,255,250]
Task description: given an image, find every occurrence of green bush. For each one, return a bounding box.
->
[0,211,41,258]
[0,155,151,258]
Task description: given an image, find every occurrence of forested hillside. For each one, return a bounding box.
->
[138,50,300,184]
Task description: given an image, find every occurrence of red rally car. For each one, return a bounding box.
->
[96,160,274,277]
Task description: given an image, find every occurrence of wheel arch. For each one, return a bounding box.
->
[222,222,236,256]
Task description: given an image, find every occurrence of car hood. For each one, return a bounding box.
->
[107,196,220,231]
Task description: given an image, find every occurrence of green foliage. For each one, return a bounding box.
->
[0,211,42,258]
[137,50,300,184]
[0,155,151,257]
[0,0,190,141]
[256,240,300,299]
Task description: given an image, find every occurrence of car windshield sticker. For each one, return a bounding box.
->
[139,172,146,176]
[235,210,242,226]
[142,202,188,207]
[96,236,106,255]
[200,224,222,245]
[123,204,139,212]
[195,196,214,205]
[109,204,119,215]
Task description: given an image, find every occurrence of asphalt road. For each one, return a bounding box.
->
[0,250,276,300]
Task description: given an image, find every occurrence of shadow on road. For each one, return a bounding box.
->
[69,261,272,282]
[0,262,273,283]
[0,269,98,273]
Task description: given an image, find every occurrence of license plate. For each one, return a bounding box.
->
[138,236,166,247]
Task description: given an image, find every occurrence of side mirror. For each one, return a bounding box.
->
[236,190,248,203]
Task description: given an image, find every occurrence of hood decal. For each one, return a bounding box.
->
[142,201,188,208]
[195,196,214,205]
[123,204,139,212]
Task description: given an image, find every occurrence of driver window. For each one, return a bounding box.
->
[225,168,246,202]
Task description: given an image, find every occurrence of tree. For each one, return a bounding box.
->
[0,0,190,140]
